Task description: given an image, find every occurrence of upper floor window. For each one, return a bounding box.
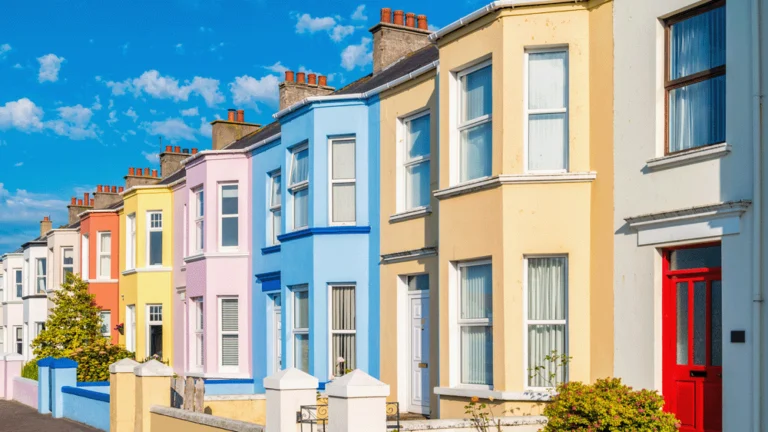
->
[330,138,356,225]
[97,233,111,279]
[665,2,725,154]
[36,258,47,293]
[126,214,136,270]
[62,247,74,280]
[81,235,89,280]
[194,189,204,253]
[147,212,163,266]
[289,145,309,230]
[14,269,22,298]
[457,61,492,183]
[269,172,282,245]
[526,50,569,172]
[220,184,239,248]
[401,113,431,211]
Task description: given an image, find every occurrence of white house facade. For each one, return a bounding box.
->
[1,250,24,357]
[21,238,48,361]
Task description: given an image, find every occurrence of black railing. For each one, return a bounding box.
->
[296,401,400,431]
[386,401,400,429]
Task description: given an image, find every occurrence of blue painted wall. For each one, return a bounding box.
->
[204,379,255,395]
[62,387,110,431]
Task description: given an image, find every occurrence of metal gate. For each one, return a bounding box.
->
[297,402,400,431]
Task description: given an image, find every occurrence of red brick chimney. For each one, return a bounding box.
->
[211,108,261,150]
[279,70,335,111]
[370,7,431,73]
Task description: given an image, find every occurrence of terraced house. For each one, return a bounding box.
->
[1,249,23,358]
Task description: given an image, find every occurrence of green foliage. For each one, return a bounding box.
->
[21,360,38,380]
[464,397,503,432]
[31,273,134,382]
[543,378,680,432]
[138,354,169,365]
[528,350,572,391]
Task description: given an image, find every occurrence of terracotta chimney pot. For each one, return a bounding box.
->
[285,71,295,82]
[77,199,83,206]
[165,145,172,152]
[381,7,392,23]
[128,167,135,176]
[227,109,236,122]
[71,197,77,205]
[417,14,428,30]
[237,109,244,122]
[406,12,416,27]
[308,74,317,85]
[319,75,328,87]
[192,148,198,154]
[118,187,124,192]
[152,169,158,178]
[90,199,94,207]
[84,193,90,203]
[136,168,143,176]
[97,185,103,193]
[174,146,181,153]
[111,186,117,193]
[297,72,306,84]
[145,168,150,177]
[393,10,404,25]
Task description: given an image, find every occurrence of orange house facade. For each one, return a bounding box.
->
[79,208,121,343]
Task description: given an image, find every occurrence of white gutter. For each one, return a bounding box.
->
[77,208,121,218]
[181,133,282,166]
[428,0,585,42]
[751,0,765,429]
[119,184,170,197]
[273,61,439,120]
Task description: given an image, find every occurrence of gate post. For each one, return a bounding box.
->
[133,360,174,432]
[36,357,55,413]
[326,370,390,432]
[109,358,139,432]
[264,367,318,432]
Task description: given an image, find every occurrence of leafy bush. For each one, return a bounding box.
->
[543,378,680,431]
[71,338,134,382]
[21,360,38,380]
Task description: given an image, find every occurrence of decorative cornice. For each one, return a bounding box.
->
[389,206,432,223]
[646,143,731,171]
[434,172,597,200]
[183,252,249,264]
[381,247,438,264]
[625,200,752,227]
[277,226,371,243]
[255,271,280,282]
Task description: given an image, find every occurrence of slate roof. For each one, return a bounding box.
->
[159,167,187,185]
[334,45,438,95]
[224,121,281,150]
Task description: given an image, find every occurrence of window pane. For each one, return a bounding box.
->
[271,175,282,207]
[272,210,282,244]
[99,256,111,278]
[528,113,567,171]
[459,122,492,182]
[527,257,567,321]
[669,76,725,152]
[406,115,430,159]
[461,326,492,385]
[222,335,239,366]
[407,274,429,291]
[669,6,725,80]
[711,280,722,366]
[294,188,308,229]
[460,263,492,320]
[295,334,309,373]
[149,325,163,357]
[461,65,492,122]
[294,290,308,328]
[37,258,46,276]
[528,51,567,110]
[332,286,355,331]
[670,245,721,270]
[221,299,238,332]
[100,312,111,335]
[100,233,111,253]
[221,185,238,215]
[332,184,356,223]
[196,221,204,250]
[332,334,356,371]
[222,217,238,247]
[150,213,162,228]
[290,148,309,185]
[197,191,204,217]
[693,281,706,365]
[527,324,566,387]
[63,248,74,265]
[406,161,430,209]
[149,231,163,265]
[332,140,356,180]
[677,282,689,365]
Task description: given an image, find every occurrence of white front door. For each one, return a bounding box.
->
[409,295,430,414]
[274,306,282,373]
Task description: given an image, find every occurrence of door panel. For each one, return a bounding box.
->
[409,296,429,414]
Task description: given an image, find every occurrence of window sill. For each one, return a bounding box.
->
[389,206,432,223]
[435,172,597,200]
[433,386,553,401]
[645,143,731,171]
[261,245,281,255]
[121,267,172,276]
[88,279,119,284]
[184,253,205,263]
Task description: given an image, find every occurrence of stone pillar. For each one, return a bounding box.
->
[326,370,390,432]
[50,358,78,418]
[3,354,23,401]
[134,360,173,432]
[110,358,140,432]
[37,357,55,413]
[264,367,318,432]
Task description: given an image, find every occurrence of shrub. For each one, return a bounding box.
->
[21,360,38,380]
[71,338,134,382]
[543,378,680,432]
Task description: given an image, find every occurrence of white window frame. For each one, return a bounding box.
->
[81,234,89,280]
[14,326,22,355]
[35,257,47,294]
[218,296,239,372]
[146,304,163,357]
[522,255,569,391]
[126,305,136,352]
[288,144,309,231]
[397,111,431,213]
[13,269,21,299]
[192,297,204,371]
[146,211,163,267]
[126,214,136,270]
[523,48,569,173]
[99,311,111,337]
[218,183,239,250]
[193,188,204,254]
[96,232,111,279]
[62,246,74,282]
[272,294,282,374]
[292,285,309,371]
[451,59,493,186]
[269,171,282,245]
[327,284,356,376]
[328,137,356,226]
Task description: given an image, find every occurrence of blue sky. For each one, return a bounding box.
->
[0,0,484,255]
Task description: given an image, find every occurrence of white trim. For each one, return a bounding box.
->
[434,172,597,199]
[145,304,163,358]
[183,252,250,264]
[291,285,309,372]
[218,183,240,251]
[328,137,357,226]
[191,297,204,372]
[389,206,432,224]
[399,276,430,415]
[81,234,89,281]
[289,145,310,231]
[433,386,552,401]
[119,184,169,197]
[96,231,111,280]
[181,133,283,167]
[125,305,136,352]
[126,213,136,270]
[121,267,172,276]
[87,279,119,284]
[218,296,240,373]
[398,110,432,213]
[193,188,204,255]
[269,171,282,246]
[646,143,732,171]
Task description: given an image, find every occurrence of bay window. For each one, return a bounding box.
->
[289,145,309,230]
[97,233,111,279]
[525,256,568,388]
[457,61,492,183]
[63,247,74,280]
[269,172,282,245]
[82,235,89,279]
[526,50,568,171]
[126,214,136,270]
[330,138,356,224]
[36,258,46,293]
[194,189,204,253]
[220,297,239,369]
[147,212,163,266]
[402,112,430,211]
[220,184,239,248]
[14,326,22,355]
[293,285,309,372]
[457,261,492,387]
[330,285,356,373]
[665,2,725,153]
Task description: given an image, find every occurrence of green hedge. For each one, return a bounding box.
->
[21,360,38,380]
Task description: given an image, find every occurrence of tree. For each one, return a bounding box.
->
[31,273,133,381]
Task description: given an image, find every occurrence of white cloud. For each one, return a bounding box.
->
[14,162,23,167]
[37,53,65,83]
[127,129,136,135]
[199,117,212,137]
[45,104,99,140]
[94,75,102,82]
[0,43,11,59]
[175,43,184,54]
[142,151,160,163]
[105,70,224,107]
[199,26,212,32]
[124,107,138,122]
[140,117,198,142]
[330,25,355,42]
[149,109,158,115]
[91,95,102,111]
[108,99,114,109]
[428,24,440,32]
[351,5,367,21]
[341,37,373,71]
[0,98,45,132]
[295,13,337,33]
[298,66,319,75]
[122,42,130,54]
[13,63,22,69]
[229,74,280,108]
[264,61,289,74]
[181,107,199,117]
[209,42,224,52]
[0,183,68,223]
[107,110,118,125]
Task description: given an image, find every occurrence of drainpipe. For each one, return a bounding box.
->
[750,0,765,430]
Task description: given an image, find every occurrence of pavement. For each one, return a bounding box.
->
[0,400,101,432]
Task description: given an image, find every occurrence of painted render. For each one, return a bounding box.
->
[433,0,614,418]
[45,229,79,295]
[1,253,23,356]
[22,239,48,361]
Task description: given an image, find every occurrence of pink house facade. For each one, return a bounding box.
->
[172,150,253,379]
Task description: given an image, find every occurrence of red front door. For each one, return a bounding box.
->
[662,244,722,432]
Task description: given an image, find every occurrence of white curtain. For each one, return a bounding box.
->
[294,290,309,329]
[461,65,492,123]
[528,51,567,171]
[332,184,355,222]
[295,335,309,372]
[99,234,111,278]
[460,264,492,385]
[406,161,430,209]
[36,259,46,293]
[461,264,492,320]
[461,327,492,386]
[332,140,355,180]
[529,52,566,110]
[332,286,356,371]
[291,148,309,185]
[272,210,282,244]
[527,257,567,387]
[294,188,308,229]
[460,123,492,182]
[528,114,566,171]
[528,325,565,387]
[271,175,282,207]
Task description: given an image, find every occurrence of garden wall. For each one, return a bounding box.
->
[62,386,110,431]
[203,378,254,395]
[12,377,38,409]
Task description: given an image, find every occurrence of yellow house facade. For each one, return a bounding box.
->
[118,185,175,364]
[427,0,614,417]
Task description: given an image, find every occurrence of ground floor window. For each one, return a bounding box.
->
[35,322,45,340]
[272,294,282,373]
[220,297,239,370]
[330,285,356,375]
[147,305,163,359]
[457,260,493,387]
[292,285,309,373]
[126,305,136,352]
[99,311,111,337]
[193,297,204,369]
[14,326,22,355]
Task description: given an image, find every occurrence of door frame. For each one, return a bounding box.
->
[397,275,430,415]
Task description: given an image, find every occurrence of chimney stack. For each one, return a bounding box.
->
[40,216,52,237]
[236,109,245,123]
[67,192,94,225]
[124,165,162,189]
[227,109,236,122]
[370,7,431,73]
[279,69,336,111]
[94,183,122,209]
[211,108,261,150]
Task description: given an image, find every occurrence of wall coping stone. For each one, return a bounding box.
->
[51,358,78,369]
[263,367,318,390]
[37,357,56,367]
[395,416,548,431]
[110,358,140,373]
[325,369,390,398]
[61,385,110,403]
[150,405,265,432]
[2,353,23,361]
[204,394,266,401]
[134,360,174,377]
